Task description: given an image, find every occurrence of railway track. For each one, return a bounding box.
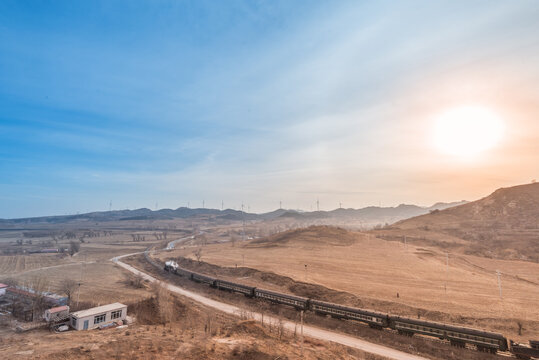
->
[114,251,428,360]
[138,244,524,359]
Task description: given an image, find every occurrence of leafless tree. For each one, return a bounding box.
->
[194,247,203,263]
[59,279,78,304]
[197,233,207,247]
[69,241,80,255]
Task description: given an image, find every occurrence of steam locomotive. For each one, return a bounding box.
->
[163,260,538,357]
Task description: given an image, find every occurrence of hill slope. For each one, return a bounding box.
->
[395,182,539,261]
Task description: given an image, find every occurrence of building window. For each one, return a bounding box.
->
[111,310,122,319]
[94,314,106,324]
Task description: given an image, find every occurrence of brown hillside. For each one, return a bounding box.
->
[250,225,358,247]
[394,182,539,261]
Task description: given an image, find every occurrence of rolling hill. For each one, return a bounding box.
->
[393,182,539,261]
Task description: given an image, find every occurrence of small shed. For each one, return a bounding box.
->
[44,305,70,322]
[70,303,127,331]
[0,284,7,296]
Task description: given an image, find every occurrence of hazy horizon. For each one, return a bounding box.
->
[1,1,539,218]
[1,197,472,220]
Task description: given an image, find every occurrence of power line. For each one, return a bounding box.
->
[241,202,245,241]
[444,252,449,293]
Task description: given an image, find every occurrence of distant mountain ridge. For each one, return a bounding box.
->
[0,201,467,225]
[278,201,467,223]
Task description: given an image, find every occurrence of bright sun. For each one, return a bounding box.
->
[432,106,504,157]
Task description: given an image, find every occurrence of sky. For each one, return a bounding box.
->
[1,0,539,218]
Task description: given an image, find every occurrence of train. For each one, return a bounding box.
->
[163,260,538,357]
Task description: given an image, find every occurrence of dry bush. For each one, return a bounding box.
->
[0,278,18,287]
[129,273,146,289]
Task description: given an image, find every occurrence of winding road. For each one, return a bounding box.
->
[111,252,427,360]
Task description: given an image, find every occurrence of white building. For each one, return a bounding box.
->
[70,303,127,331]
[0,283,7,296]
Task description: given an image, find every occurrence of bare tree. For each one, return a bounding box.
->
[69,241,80,256]
[28,276,51,319]
[194,247,203,263]
[197,233,207,246]
[59,279,78,304]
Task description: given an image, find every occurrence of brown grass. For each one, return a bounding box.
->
[157,226,539,341]
[1,286,380,360]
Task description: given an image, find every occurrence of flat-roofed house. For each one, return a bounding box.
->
[70,303,127,330]
[44,305,70,322]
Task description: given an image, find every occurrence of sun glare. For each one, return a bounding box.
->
[432,106,504,157]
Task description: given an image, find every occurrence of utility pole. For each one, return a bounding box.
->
[202,200,205,209]
[300,310,304,357]
[444,252,449,293]
[316,198,319,212]
[496,270,503,299]
[77,260,83,307]
[241,203,245,241]
[339,202,342,209]
[279,200,282,210]
[221,200,224,211]
[109,200,112,212]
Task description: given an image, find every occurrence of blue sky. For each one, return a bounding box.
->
[1,1,539,218]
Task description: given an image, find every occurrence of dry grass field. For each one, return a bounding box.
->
[0,231,166,304]
[0,279,382,360]
[159,226,539,341]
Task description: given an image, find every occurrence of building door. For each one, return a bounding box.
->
[83,320,89,330]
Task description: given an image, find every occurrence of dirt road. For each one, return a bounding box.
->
[112,253,427,360]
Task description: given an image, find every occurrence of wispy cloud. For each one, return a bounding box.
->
[1,0,538,217]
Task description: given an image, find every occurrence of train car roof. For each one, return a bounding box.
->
[391,316,506,339]
[191,271,216,280]
[255,288,309,301]
[217,279,254,288]
[310,299,387,317]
